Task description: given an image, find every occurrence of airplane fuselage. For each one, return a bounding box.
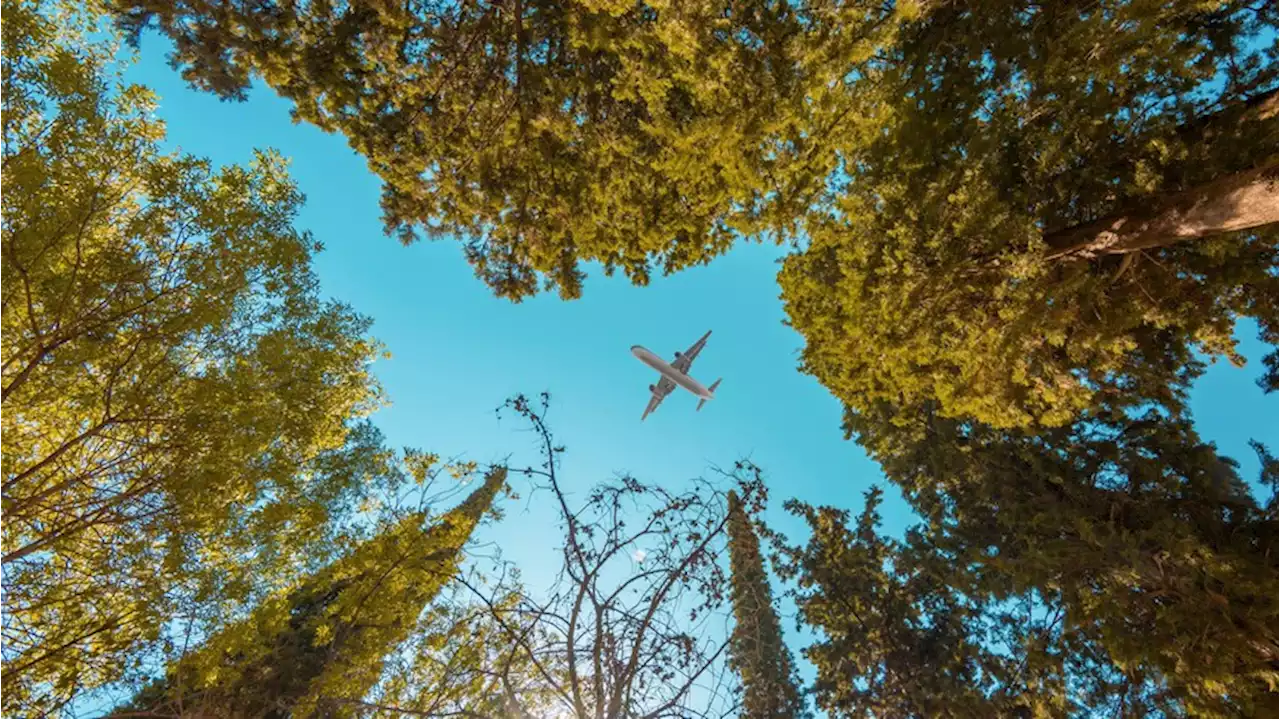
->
[630,346,714,399]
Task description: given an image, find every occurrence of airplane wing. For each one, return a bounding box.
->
[671,330,711,374]
[642,376,676,421]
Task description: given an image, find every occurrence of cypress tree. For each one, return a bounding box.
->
[726,490,806,719]
[118,467,508,718]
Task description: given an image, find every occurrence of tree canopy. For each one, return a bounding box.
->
[4,0,1277,716]
[1,1,389,712]
[110,0,929,300]
[112,0,1278,434]
[824,397,1280,716]
[780,0,1278,430]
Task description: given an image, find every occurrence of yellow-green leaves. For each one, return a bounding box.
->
[104,0,1275,421]
[780,0,1277,430]
[1,1,388,713]
[119,467,507,719]
[111,0,855,299]
[841,404,1280,714]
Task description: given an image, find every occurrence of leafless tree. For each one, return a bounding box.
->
[347,393,767,719]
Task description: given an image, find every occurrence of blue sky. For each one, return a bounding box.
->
[123,33,1277,701]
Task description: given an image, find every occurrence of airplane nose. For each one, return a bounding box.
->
[630,346,644,356]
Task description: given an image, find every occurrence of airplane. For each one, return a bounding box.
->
[631,330,722,421]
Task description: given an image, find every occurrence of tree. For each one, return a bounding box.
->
[342,394,769,719]
[725,490,806,719]
[108,0,919,300]
[104,0,1277,421]
[780,486,1192,718]
[781,487,1052,718]
[779,0,1278,430]
[107,0,797,301]
[836,399,1279,715]
[115,465,509,718]
[770,3,1278,711]
[345,578,564,719]
[478,394,756,718]
[1,1,386,712]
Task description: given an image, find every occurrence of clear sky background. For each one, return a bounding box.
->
[123,32,1278,699]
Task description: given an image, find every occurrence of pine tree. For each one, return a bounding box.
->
[838,400,1279,715]
[781,488,1051,718]
[726,490,806,719]
[779,0,1277,431]
[117,467,508,719]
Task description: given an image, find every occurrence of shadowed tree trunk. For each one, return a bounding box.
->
[1045,161,1279,259]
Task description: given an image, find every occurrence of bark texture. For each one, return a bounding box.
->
[1045,162,1279,259]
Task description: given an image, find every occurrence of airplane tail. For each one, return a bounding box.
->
[697,379,722,412]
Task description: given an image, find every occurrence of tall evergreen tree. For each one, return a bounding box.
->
[781,486,1193,718]
[116,466,508,719]
[834,400,1279,715]
[725,490,806,719]
[779,0,1277,431]
[782,488,1046,718]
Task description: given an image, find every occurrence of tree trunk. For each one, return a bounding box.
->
[1044,162,1279,259]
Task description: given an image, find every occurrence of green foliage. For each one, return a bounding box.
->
[780,0,1278,429]
[1,1,389,712]
[110,0,920,300]
[360,583,562,719]
[770,4,1280,712]
[109,0,1278,427]
[726,489,807,719]
[108,0,787,300]
[118,467,508,718]
[782,487,1029,718]
[840,400,1279,715]
[7,1,1277,716]
[781,485,1196,718]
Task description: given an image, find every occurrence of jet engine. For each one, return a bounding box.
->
[674,351,682,358]
[648,384,656,393]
